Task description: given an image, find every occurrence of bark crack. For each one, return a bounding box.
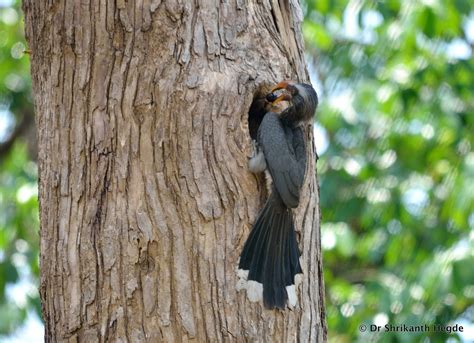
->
[24,0,325,340]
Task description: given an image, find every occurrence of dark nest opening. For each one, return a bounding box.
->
[247,83,274,203]
[248,83,273,141]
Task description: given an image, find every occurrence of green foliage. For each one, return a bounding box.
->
[0,0,39,336]
[0,143,39,334]
[0,0,30,114]
[303,0,474,341]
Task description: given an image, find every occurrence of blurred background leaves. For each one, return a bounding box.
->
[0,0,472,341]
[304,0,473,341]
[0,0,40,338]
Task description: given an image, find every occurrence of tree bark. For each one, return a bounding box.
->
[23,0,326,341]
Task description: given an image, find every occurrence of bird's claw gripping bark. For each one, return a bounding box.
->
[251,139,259,158]
[248,139,267,173]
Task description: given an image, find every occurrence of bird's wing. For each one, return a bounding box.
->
[258,112,307,208]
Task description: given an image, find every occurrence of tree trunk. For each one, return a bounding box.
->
[23,0,326,341]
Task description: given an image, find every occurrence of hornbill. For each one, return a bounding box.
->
[237,81,318,309]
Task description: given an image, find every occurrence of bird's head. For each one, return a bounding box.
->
[266,80,318,126]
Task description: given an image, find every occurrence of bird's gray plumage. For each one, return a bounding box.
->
[238,81,317,309]
[258,112,307,208]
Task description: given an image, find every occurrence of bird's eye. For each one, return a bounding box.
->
[287,85,298,95]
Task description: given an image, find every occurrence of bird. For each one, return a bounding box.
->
[237,81,318,309]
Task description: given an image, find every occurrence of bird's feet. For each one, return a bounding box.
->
[248,140,267,173]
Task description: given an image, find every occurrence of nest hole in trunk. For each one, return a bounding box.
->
[247,84,274,203]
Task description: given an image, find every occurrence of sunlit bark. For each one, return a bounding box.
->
[23,0,326,341]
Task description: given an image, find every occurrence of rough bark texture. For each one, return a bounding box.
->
[23,0,326,341]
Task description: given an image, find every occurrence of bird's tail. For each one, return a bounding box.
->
[237,194,302,309]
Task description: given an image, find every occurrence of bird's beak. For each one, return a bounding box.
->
[271,92,292,104]
[269,81,292,104]
[271,81,290,93]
